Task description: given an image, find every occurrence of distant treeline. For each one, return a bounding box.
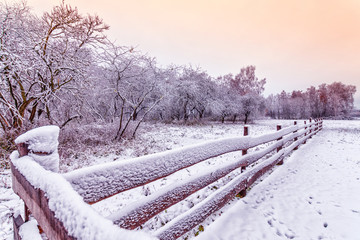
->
[266,82,356,119]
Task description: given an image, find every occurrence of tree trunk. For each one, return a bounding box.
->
[132,109,138,121]
[232,114,237,123]
[132,97,163,139]
[244,112,249,124]
[114,99,125,140]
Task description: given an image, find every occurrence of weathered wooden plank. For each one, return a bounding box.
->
[13,214,24,240]
[11,163,74,240]
[111,134,287,229]
[154,122,324,240]
[113,161,249,229]
[64,125,300,203]
[111,126,313,231]
[153,151,281,239]
[155,176,247,240]
[247,157,281,187]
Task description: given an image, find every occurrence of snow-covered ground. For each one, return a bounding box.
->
[197,120,360,240]
[0,120,359,239]
[0,169,21,240]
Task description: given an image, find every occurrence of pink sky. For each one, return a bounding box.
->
[26,0,360,107]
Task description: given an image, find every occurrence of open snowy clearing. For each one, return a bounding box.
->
[0,120,359,239]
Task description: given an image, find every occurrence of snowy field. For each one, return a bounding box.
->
[0,120,359,239]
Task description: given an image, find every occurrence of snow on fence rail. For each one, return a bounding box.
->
[11,119,323,240]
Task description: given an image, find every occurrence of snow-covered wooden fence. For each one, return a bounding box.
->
[11,119,323,240]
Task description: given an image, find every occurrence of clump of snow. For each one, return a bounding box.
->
[15,125,60,172]
[19,219,42,240]
[15,125,59,153]
[10,152,156,240]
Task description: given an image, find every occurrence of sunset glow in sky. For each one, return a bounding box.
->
[26,0,360,107]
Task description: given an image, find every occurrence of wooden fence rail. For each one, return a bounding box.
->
[11,119,323,240]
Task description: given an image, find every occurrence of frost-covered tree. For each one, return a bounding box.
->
[318,83,329,117]
[230,65,266,96]
[208,84,241,123]
[0,1,108,137]
[306,86,321,118]
[241,93,264,124]
[265,94,279,119]
[173,66,215,122]
[97,42,163,139]
[220,66,266,123]
[153,66,218,123]
[327,82,356,117]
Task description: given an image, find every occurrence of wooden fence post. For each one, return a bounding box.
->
[17,143,29,157]
[293,121,298,150]
[303,120,307,144]
[12,126,60,240]
[13,214,24,240]
[320,118,323,130]
[276,125,283,165]
[241,126,249,173]
[309,119,312,138]
[317,119,320,132]
[15,143,31,224]
[238,126,249,198]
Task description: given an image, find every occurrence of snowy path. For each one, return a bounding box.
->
[197,121,360,240]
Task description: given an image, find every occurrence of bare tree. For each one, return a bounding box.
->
[98,42,163,140]
[0,1,108,138]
